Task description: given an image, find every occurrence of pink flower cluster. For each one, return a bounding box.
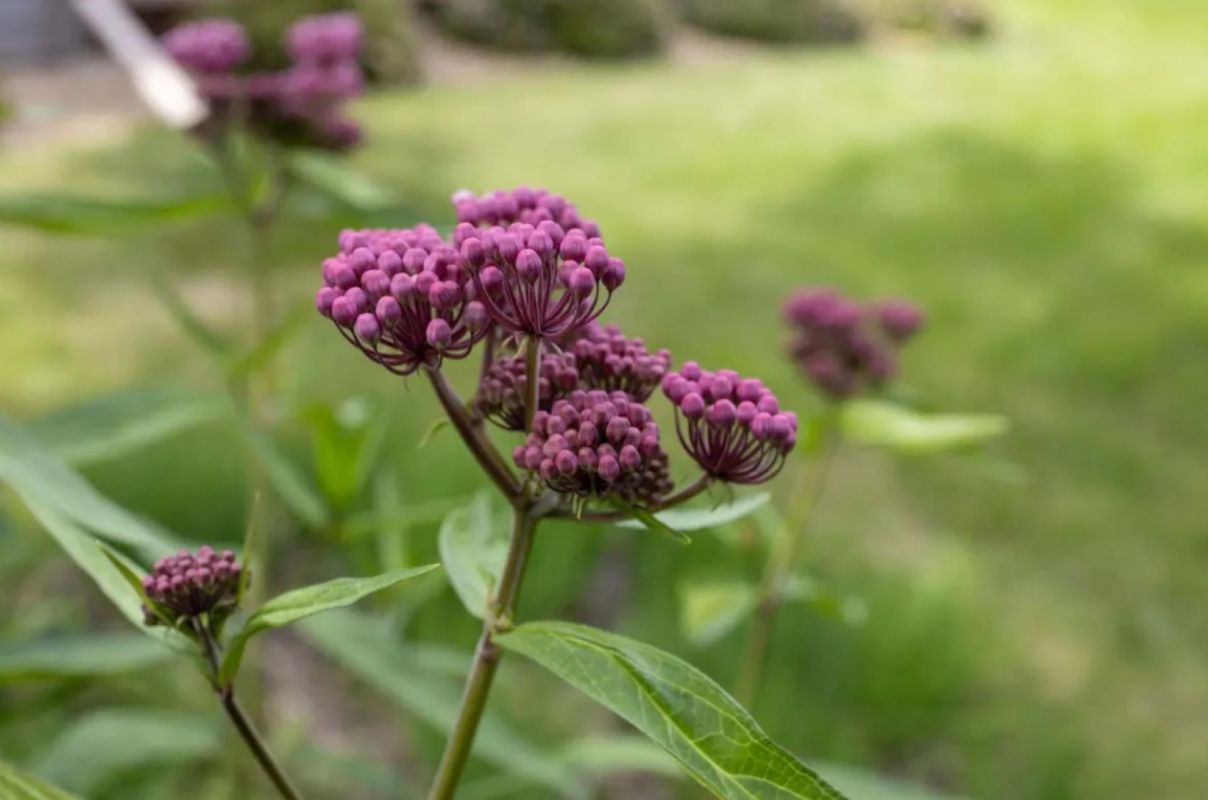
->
[163,13,364,151]
[476,351,579,431]
[566,322,671,402]
[142,546,242,624]
[783,289,924,399]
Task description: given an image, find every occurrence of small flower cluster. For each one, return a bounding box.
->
[317,225,491,375]
[453,187,601,238]
[513,390,673,503]
[566,322,671,401]
[782,289,924,399]
[476,351,579,431]
[454,219,625,339]
[663,363,797,484]
[143,546,242,625]
[163,13,363,151]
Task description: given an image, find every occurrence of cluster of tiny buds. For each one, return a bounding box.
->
[476,351,579,431]
[163,13,363,151]
[453,219,625,338]
[453,187,601,238]
[513,389,672,503]
[782,288,925,399]
[142,546,242,624]
[663,363,797,484]
[317,225,490,375]
[566,322,671,402]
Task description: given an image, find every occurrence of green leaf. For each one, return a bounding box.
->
[496,622,849,800]
[813,763,966,800]
[238,493,264,605]
[0,759,80,800]
[299,397,390,514]
[782,576,868,626]
[0,416,181,561]
[0,635,171,682]
[416,417,451,449]
[558,735,681,777]
[840,400,1008,453]
[618,503,691,544]
[620,493,770,533]
[28,388,228,466]
[285,150,397,210]
[438,493,507,620]
[0,191,230,235]
[149,275,232,359]
[227,304,311,379]
[237,418,331,529]
[679,581,759,646]
[301,610,589,799]
[36,708,221,794]
[218,564,439,685]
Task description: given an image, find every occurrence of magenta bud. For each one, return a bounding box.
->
[619,444,641,471]
[331,296,357,326]
[402,248,428,274]
[376,295,402,326]
[516,249,543,282]
[560,234,588,262]
[708,399,737,427]
[355,313,380,342]
[496,234,520,263]
[429,280,462,309]
[603,258,626,291]
[569,266,596,297]
[585,245,609,277]
[463,301,489,330]
[598,454,620,482]
[461,238,485,267]
[332,263,357,289]
[316,287,338,316]
[391,273,417,301]
[480,266,504,292]
[426,318,452,349]
[377,251,402,276]
[349,247,375,276]
[681,393,706,419]
[555,450,578,476]
[361,269,390,297]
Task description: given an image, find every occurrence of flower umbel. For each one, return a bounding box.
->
[513,389,673,504]
[783,288,924,399]
[476,351,579,431]
[453,200,624,339]
[453,187,601,237]
[663,363,797,484]
[143,546,242,626]
[317,226,491,375]
[566,322,671,401]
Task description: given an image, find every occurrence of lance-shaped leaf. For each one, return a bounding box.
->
[438,492,507,619]
[616,502,691,544]
[496,621,848,800]
[218,564,440,685]
[0,635,171,682]
[840,400,1008,453]
[0,758,80,800]
[237,416,331,530]
[0,191,230,235]
[285,150,398,211]
[619,493,770,533]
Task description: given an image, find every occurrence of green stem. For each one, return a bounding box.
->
[524,336,541,431]
[196,622,304,800]
[735,414,841,708]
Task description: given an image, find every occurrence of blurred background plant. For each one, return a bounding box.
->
[2,0,1207,799]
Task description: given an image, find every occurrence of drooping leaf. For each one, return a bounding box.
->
[149,275,233,359]
[840,400,1008,453]
[813,763,967,800]
[496,622,848,800]
[0,758,80,800]
[301,610,589,799]
[285,150,397,211]
[218,564,439,685]
[227,304,311,379]
[438,493,507,620]
[36,708,221,794]
[617,502,691,544]
[0,634,171,682]
[0,416,181,560]
[416,417,451,449]
[28,389,228,466]
[620,493,770,533]
[0,191,230,235]
[237,417,331,530]
[679,580,759,646]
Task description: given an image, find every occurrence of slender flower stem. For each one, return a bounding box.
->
[428,346,546,800]
[424,366,520,499]
[524,336,541,431]
[734,415,840,708]
[195,622,304,800]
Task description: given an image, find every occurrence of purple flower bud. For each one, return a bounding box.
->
[598,455,620,483]
[377,251,402,276]
[355,313,380,342]
[569,266,596,297]
[516,249,543,282]
[332,296,357,326]
[361,269,390,297]
[427,318,452,349]
[316,287,338,316]
[376,296,402,326]
[681,393,706,419]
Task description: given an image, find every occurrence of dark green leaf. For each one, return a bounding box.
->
[840,400,1008,453]
[301,610,589,798]
[0,759,80,800]
[0,416,181,561]
[438,493,507,620]
[28,388,228,466]
[678,580,759,646]
[0,635,171,682]
[0,191,230,235]
[299,397,389,513]
[218,565,439,685]
[36,708,221,794]
[496,622,848,800]
[620,493,769,533]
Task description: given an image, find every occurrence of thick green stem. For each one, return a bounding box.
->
[735,416,841,708]
[196,622,304,800]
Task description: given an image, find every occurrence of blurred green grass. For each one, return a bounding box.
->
[2,0,1207,797]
